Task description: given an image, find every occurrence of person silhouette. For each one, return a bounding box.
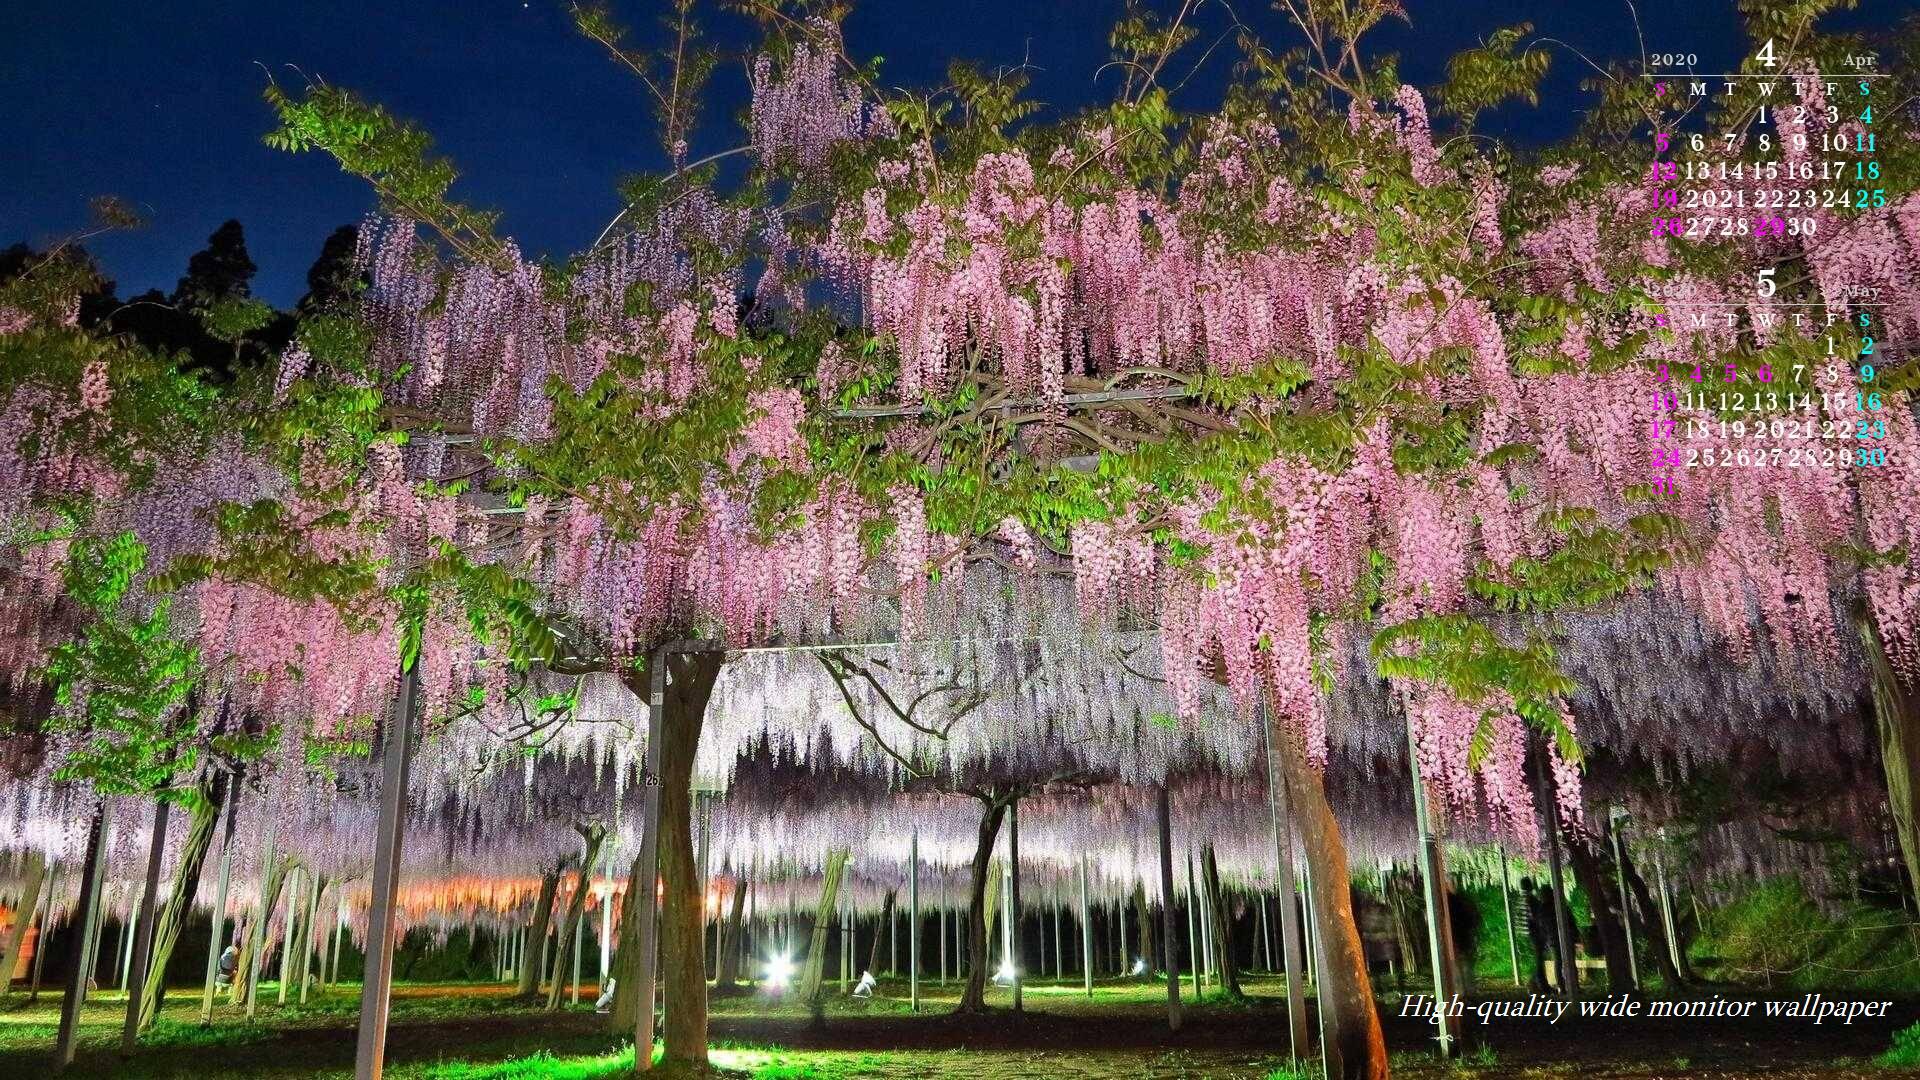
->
[1521,879,1555,993]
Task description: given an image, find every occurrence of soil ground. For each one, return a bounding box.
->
[0,973,1913,1078]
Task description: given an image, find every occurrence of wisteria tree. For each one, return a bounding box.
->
[5,1,1918,1079]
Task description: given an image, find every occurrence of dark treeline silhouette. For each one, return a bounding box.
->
[1,220,360,383]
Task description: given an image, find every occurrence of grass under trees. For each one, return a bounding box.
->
[3,970,1916,1079]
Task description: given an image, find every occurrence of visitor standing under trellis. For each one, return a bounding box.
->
[1520,879,1553,994]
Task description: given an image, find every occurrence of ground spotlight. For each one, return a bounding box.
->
[763,953,795,991]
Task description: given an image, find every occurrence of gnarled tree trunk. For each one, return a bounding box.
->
[1617,846,1685,990]
[1273,717,1387,1080]
[715,865,748,988]
[1565,826,1632,992]
[136,772,226,1030]
[865,888,895,978]
[1859,602,1920,906]
[0,850,46,994]
[957,789,1011,1012]
[516,868,561,998]
[797,848,849,1003]
[1201,844,1242,997]
[607,850,645,1033]
[547,824,608,1010]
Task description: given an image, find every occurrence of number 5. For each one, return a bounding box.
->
[1756,268,1776,298]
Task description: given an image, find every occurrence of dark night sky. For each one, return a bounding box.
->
[5,0,1915,305]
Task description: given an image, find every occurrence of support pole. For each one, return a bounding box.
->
[244,820,278,1020]
[1408,726,1463,1056]
[1036,898,1044,977]
[1262,706,1308,1064]
[1259,892,1273,973]
[1197,850,1215,986]
[601,850,614,986]
[1185,851,1201,997]
[300,875,321,1003]
[1653,832,1682,975]
[123,794,170,1054]
[1079,856,1092,998]
[635,648,670,1072]
[1609,808,1640,990]
[200,814,234,1023]
[1499,847,1520,987]
[278,866,301,1005]
[54,808,107,1074]
[330,898,345,986]
[696,794,711,981]
[572,880,586,1005]
[119,896,138,991]
[29,865,58,1003]
[353,666,419,1080]
[909,829,920,1011]
[1009,797,1022,1013]
[1155,784,1181,1032]
[1304,863,1332,1080]
[81,871,109,1004]
[1052,901,1062,980]
[1301,859,1316,986]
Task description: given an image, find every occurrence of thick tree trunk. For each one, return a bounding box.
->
[957,792,1010,1012]
[715,867,748,988]
[1201,844,1243,997]
[123,795,170,1053]
[1616,846,1686,989]
[1859,603,1920,905]
[547,825,608,1010]
[1565,827,1632,992]
[136,775,223,1030]
[608,851,645,1034]
[797,848,849,1003]
[1274,720,1387,1080]
[647,649,724,1067]
[0,850,46,993]
[1384,870,1421,977]
[517,868,561,998]
[1131,882,1155,976]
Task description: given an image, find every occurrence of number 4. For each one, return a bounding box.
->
[1756,38,1777,68]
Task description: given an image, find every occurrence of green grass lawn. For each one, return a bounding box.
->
[0,974,1308,1079]
[7,973,1915,1078]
